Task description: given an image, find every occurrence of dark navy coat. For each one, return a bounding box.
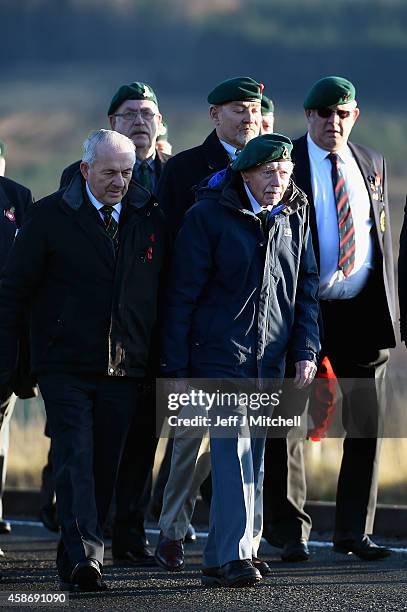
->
[160,169,320,380]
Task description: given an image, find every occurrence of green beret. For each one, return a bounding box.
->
[108,81,158,116]
[261,94,274,115]
[304,76,356,109]
[156,120,168,142]
[0,139,6,158]
[231,133,292,172]
[207,76,263,105]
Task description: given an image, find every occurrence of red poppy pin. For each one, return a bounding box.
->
[4,206,16,222]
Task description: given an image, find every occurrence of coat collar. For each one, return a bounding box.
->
[201,130,231,172]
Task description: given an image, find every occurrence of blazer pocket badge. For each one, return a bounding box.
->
[380,209,386,233]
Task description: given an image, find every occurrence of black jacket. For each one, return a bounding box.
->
[60,150,170,193]
[0,173,166,382]
[292,134,396,350]
[157,129,230,236]
[0,177,36,399]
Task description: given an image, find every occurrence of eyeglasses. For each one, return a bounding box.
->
[114,110,156,122]
[316,108,352,119]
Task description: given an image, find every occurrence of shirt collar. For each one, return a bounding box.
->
[86,182,122,215]
[244,183,271,214]
[219,139,239,160]
[307,132,352,165]
[136,153,156,169]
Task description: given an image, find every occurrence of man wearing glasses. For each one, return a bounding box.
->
[60,81,170,195]
[267,76,395,561]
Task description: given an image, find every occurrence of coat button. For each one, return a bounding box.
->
[194,342,200,347]
[259,242,265,247]
[147,212,151,216]
[154,202,158,207]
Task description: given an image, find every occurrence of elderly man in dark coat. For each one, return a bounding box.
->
[0,129,166,591]
[160,134,320,587]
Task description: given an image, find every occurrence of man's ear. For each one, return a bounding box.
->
[109,115,116,130]
[80,161,89,181]
[241,170,250,184]
[209,105,221,126]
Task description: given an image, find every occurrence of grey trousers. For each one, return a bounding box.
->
[0,393,17,519]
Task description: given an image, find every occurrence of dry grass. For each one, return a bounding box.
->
[5,398,407,506]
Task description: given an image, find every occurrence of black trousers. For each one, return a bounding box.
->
[263,294,389,543]
[38,372,143,580]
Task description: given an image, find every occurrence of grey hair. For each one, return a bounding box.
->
[81,129,135,165]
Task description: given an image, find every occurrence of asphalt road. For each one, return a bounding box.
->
[1,522,407,611]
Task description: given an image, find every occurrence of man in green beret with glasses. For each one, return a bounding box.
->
[263,75,395,562]
[159,133,319,587]
[60,81,170,195]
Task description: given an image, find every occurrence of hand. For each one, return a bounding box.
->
[293,360,317,389]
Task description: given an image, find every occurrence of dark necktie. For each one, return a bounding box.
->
[139,160,153,192]
[257,208,269,234]
[100,205,119,251]
[328,152,355,277]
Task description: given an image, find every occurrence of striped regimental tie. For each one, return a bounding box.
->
[100,205,119,251]
[328,152,355,277]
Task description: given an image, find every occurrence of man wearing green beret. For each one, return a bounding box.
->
[263,75,395,562]
[60,81,170,195]
[260,94,275,134]
[159,133,319,586]
[158,76,263,235]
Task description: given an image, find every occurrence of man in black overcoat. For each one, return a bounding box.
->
[0,129,166,590]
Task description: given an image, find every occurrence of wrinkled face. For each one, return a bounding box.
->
[242,160,293,208]
[110,99,162,153]
[306,103,359,152]
[210,100,262,148]
[261,112,275,134]
[80,142,135,206]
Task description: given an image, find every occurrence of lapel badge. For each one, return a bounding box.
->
[380,209,386,233]
[368,175,380,200]
[4,206,16,222]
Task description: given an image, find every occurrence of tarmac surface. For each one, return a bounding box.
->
[0,522,407,611]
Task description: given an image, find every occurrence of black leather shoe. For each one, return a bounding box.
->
[154,532,184,571]
[221,559,262,588]
[333,535,391,561]
[184,523,197,543]
[281,538,310,562]
[39,504,59,533]
[69,559,108,592]
[0,519,11,535]
[113,545,156,567]
[252,556,271,576]
[201,566,222,587]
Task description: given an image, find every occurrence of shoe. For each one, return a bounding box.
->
[252,556,271,576]
[221,559,262,588]
[39,504,59,533]
[0,519,11,535]
[333,535,391,561]
[113,545,156,567]
[69,559,108,592]
[154,532,184,571]
[201,566,222,587]
[281,538,310,562]
[184,523,197,543]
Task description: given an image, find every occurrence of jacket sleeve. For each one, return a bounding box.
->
[0,211,48,385]
[290,211,320,364]
[160,205,214,377]
[398,196,407,342]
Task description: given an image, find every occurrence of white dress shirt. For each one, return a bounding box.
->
[219,139,240,161]
[86,183,122,224]
[307,134,373,300]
